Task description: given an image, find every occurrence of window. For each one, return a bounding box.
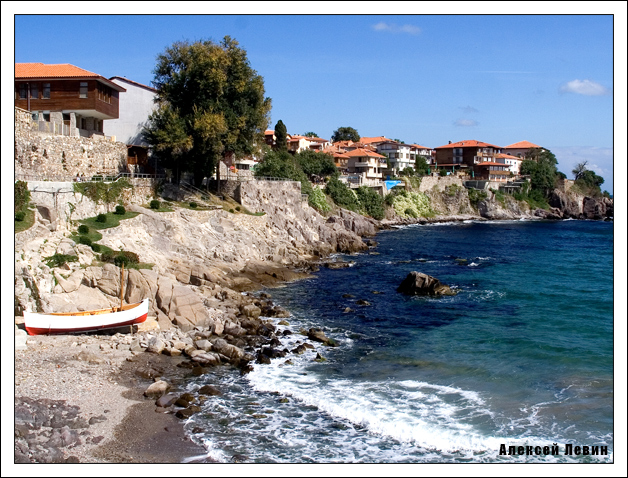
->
[19,83,28,99]
[43,112,50,122]
[30,83,38,99]
[79,82,88,98]
[42,83,50,99]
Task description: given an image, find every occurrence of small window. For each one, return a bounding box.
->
[79,82,88,98]
[30,83,38,99]
[19,83,28,99]
[43,112,50,122]
[42,83,50,99]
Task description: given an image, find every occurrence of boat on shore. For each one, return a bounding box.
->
[24,298,149,335]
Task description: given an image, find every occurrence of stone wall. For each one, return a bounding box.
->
[417,175,465,193]
[15,107,128,180]
[235,180,302,213]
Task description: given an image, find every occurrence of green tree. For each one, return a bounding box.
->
[14,180,31,213]
[303,131,318,138]
[355,186,385,220]
[520,148,559,196]
[572,161,589,181]
[295,150,337,181]
[400,167,415,177]
[274,120,288,152]
[144,36,271,188]
[324,176,359,211]
[415,156,430,176]
[254,150,312,195]
[331,126,360,143]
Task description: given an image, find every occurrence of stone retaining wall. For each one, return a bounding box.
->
[15,107,128,180]
[418,175,465,193]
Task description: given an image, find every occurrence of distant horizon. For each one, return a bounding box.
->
[4,8,623,195]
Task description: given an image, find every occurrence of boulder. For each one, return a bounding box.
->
[397,271,457,296]
[144,380,170,398]
[211,338,245,360]
[307,328,338,346]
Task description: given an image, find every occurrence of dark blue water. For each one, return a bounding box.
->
[185,219,614,463]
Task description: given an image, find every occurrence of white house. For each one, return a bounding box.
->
[376,141,415,176]
[105,77,157,147]
[496,153,522,175]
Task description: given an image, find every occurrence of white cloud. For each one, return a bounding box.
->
[551,145,614,193]
[454,119,478,127]
[372,22,421,35]
[559,79,611,96]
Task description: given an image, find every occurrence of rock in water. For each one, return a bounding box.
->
[397,271,457,296]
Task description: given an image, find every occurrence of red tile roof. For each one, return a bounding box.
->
[435,140,502,149]
[15,63,125,91]
[360,136,391,144]
[346,148,385,158]
[410,144,432,150]
[496,153,522,160]
[503,140,540,149]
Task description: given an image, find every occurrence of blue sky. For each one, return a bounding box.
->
[6,6,624,194]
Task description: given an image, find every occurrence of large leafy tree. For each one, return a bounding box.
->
[331,126,360,143]
[295,150,336,181]
[520,148,560,196]
[144,36,271,187]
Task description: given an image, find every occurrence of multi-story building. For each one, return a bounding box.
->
[15,63,126,138]
[434,140,507,180]
[502,140,543,159]
[346,148,387,184]
[375,141,414,176]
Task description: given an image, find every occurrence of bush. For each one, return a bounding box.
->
[114,205,126,215]
[308,187,331,213]
[439,169,448,177]
[15,211,26,222]
[78,225,89,234]
[44,253,78,268]
[15,180,31,213]
[78,236,92,246]
[468,189,488,206]
[100,250,139,266]
[355,186,385,220]
[235,206,241,211]
[150,199,161,210]
[229,208,235,213]
[91,243,101,253]
[95,213,107,223]
[190,202,198,208]
[324,176,359,212]
[391,191,432,218]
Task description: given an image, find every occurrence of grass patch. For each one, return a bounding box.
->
[14,208,36,233]
[80,211,140,230]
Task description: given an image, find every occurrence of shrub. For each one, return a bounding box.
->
[150,199,160,210]
[78,236,92,246]
[355,186,385,220]
[114,205,126,215]
[308,187,331,213]
[15,180,31,213]
[229,208,235,213]
[44,253,78,268]
[391,191,432,218]
[439,169,448,177]
[235,206,241,211]
[15,211,26,222]
[468,189,488,206]
[324,176,359,212]
[95,213,107,223]
[91,243,101,252]
[100,250,139,266]
[190,202,198,208]
[78,225,89,234]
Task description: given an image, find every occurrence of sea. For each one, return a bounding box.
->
[183,219,615,464]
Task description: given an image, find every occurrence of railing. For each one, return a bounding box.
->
[31,120,69,136]
[15,172,165,183]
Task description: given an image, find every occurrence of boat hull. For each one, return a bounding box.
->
[24,299,149,336]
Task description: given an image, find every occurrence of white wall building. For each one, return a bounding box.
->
[105,77,157,146]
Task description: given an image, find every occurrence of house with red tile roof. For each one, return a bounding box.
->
[360,136,391,147]
[502,140,543,159]
[496,153,523,175]
[346,148,387,184]
[375,141,414,176]
[15,63,126,138]
[434,140,506,180]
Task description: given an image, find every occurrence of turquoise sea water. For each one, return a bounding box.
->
[185,219,614,463]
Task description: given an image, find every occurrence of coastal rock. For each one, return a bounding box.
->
[307,328,337,346]
[144,380,170,398]
[583,196,607,220]
[397,271,457,296]
[210,338,245,360]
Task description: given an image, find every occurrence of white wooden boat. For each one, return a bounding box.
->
[24,298,149,336]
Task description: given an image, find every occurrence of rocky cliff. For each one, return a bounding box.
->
[14,181,372,334]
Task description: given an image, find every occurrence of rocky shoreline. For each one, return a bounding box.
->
[13,180,613,465]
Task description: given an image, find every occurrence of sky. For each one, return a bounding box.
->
[4,4,625,195]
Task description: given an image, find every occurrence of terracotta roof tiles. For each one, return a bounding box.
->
[503,140,541,149]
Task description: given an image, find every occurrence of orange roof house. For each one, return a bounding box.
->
[15,62,126,137]
[502,140,543,160]
[434,140,503,179]
[360,136,391,146]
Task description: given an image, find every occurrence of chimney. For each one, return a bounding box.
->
[448,141,452,144]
